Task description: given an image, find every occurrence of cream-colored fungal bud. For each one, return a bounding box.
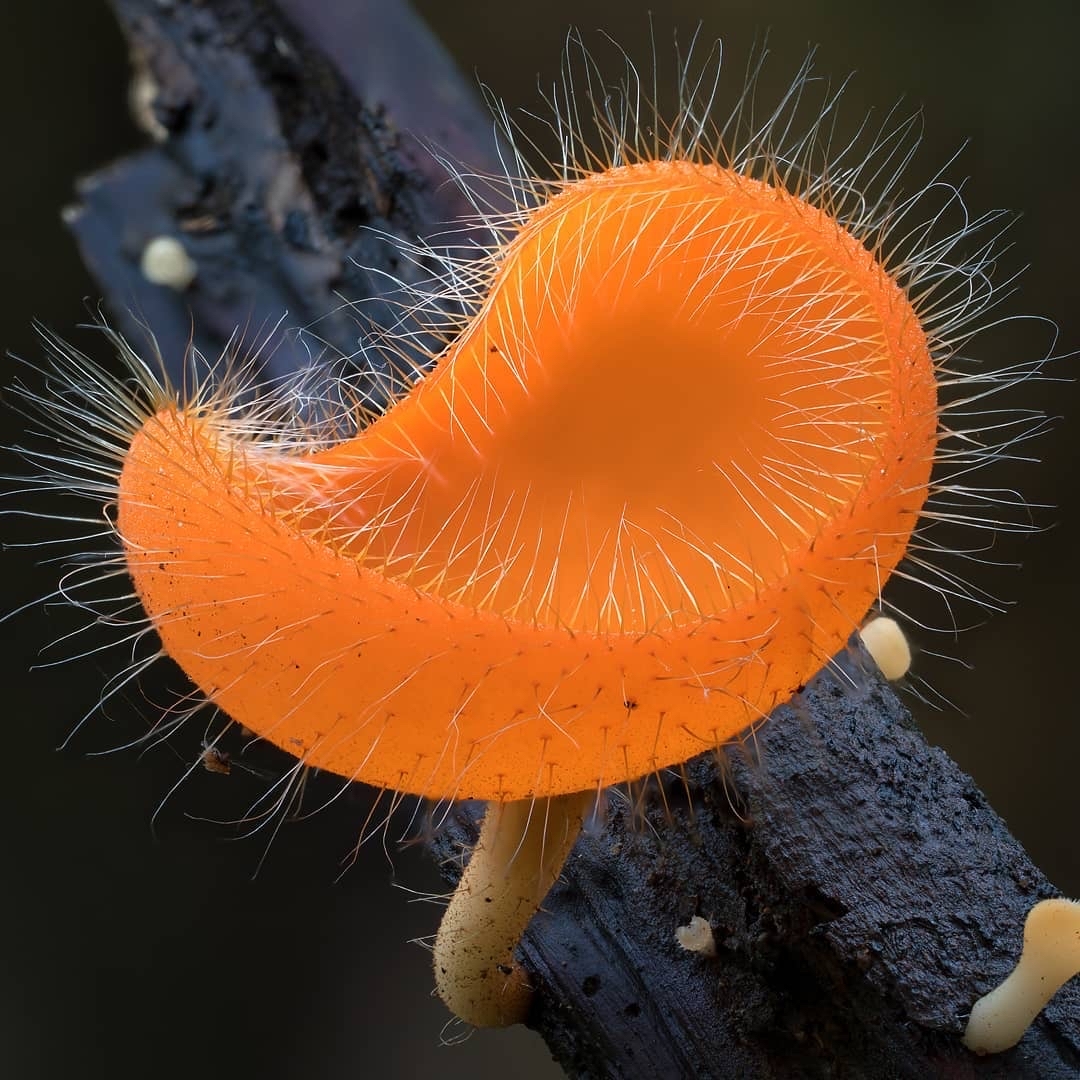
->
[963,898,1080,1054]
[140,236,197,290]
[433,791,593,1028]
[675,915,716,957]
[858,616,912,681]
[129,68,169,142]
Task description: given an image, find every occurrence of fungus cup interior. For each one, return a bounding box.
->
[117,159,936,802]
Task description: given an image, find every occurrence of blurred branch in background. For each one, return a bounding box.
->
[37,0,1080,1076]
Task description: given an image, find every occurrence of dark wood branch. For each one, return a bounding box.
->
[435,649,1080,1078]
[64,1,1079,1076]
[72,0,497,388]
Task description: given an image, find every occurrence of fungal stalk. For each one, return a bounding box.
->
[963,898,1080,1054]
[434,792,594,1027]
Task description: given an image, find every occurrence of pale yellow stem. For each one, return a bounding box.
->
[433,790,594,1027]
[964,898,1080,1054]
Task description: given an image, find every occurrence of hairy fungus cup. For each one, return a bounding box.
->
[118,159,935,801]
[15,37,1049,1029]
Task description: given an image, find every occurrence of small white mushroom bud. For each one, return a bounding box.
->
[140,236,197,291]
[858,616,912,681]
[675,915,716,957]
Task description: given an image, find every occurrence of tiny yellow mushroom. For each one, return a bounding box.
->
[858,616,912,682]
[963,898,1080,1054]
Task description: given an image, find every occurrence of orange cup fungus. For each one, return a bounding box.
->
[15,36,1050,1029]
[117,158,935,802]
[18,17,1052,815]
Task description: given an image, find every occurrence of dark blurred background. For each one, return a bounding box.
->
[2,2,1078,1078]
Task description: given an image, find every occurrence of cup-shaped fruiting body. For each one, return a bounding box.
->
[433,791,594,1026]
[963,898,1080,1054]
[116,159,936,802]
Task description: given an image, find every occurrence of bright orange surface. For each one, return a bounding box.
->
[117,161,936,799]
